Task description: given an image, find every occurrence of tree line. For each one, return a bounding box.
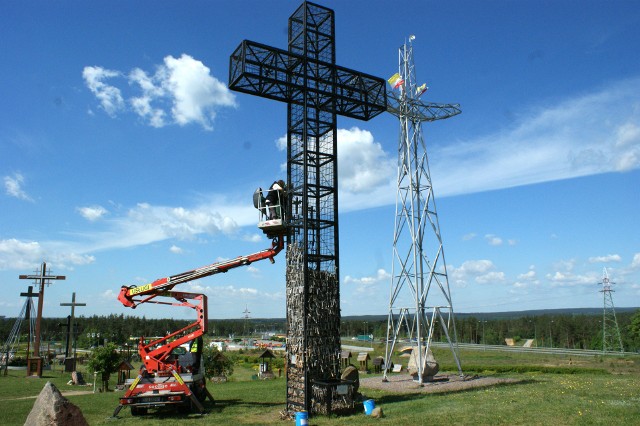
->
[2,310,639,352]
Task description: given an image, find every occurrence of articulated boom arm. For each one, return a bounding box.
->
[138,291,207,373]
[116,235,284,375]
[117,236,284,308]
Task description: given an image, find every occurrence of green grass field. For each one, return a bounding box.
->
[2,348,638,425]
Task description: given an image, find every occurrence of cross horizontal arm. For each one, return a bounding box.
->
[387,92,461,122]
[229,40,387,121]
[60,303,87,307]
[19,275,66,280]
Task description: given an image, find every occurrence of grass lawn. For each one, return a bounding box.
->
[1,349,638,425]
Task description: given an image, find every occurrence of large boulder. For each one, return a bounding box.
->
[340,365,360,393]
[407,347,439,381]
[24,381,88,426]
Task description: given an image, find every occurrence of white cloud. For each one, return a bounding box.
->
[169,245,183,254]
[243,234,263,243]
[546,268,599,287]
[163,54,236,129]
[84,54,236,130]
[338,127,395,194]
[344,268,391,293]
[449,259,505,286]
[0,239,42,270]
[632,253,640,269]
[517,267,537,281]
[431,77,640,197]
[276,135,287,151]
[184,282,282,302]
[77,205,108,221]
[462,233,477,241]
[82,66,124,116]
[128,68,167,128]
[485,234,503,246]
[513,266,539,289]
[4,173,33,202]
[0,238,94,271]
[588,254,622,263]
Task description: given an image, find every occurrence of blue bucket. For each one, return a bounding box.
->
[363,399,375,415]
[295,411,308,426]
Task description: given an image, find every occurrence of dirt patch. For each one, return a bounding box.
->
[360,374,521,394]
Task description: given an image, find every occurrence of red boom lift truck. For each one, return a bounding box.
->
[112,189,286,417]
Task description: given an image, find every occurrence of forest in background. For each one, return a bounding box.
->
[2,307,639,353]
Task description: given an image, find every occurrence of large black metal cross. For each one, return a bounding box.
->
[229,1,386,413]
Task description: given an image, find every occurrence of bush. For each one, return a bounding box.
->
[203,346,234,378]
[87,343,122,391]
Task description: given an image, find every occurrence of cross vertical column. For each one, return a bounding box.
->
[286,3,340,413]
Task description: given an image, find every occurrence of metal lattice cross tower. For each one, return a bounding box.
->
[383,38,463,382]
[229,1,386,413]
[599,268,624,353]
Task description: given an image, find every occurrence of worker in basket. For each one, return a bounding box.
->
[265,179,286,220]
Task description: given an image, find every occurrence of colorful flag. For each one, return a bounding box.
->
[416,83,429,97]
[387,73,404,89]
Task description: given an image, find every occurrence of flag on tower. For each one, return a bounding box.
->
[416,83,429,97]
[387,73,404,89]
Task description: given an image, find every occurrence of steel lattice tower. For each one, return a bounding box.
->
[383,37,463,382]
[599,268,624,353]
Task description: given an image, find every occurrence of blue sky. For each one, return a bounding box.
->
[1,1,639,320]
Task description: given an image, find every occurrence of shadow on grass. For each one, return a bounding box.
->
[113,397,284,420]
[207,397,283,411]
[371,377,537,406]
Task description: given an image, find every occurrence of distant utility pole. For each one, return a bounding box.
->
[599,268,624,353]
[243,305,251,338]
[19,262,66,377]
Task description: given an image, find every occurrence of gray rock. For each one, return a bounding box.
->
[371,406,384,418]
[407,347,439,381]
[24,381,88,426]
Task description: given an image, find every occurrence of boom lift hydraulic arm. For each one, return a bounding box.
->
[112,235,284,417]
[118,236,284,372]
[116,235,283,373]
[118,236,284,309]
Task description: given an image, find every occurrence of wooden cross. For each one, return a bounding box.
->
[60,292,86,368]
[19,262,65,377]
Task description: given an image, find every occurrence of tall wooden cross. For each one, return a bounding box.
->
[60,292,86,371]
[19,262,65,377]
[229,1,386,413]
